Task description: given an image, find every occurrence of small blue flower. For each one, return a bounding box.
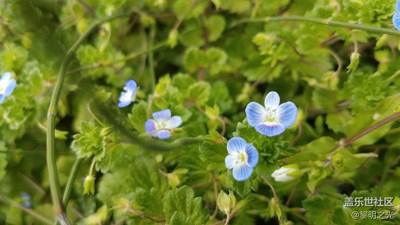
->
[145,109,182,139]
[245,91,297,137]
[0,72,16,104]
[21,192,32,208]
[225,137,258,181]
[393,12,400,31]
[118,80,137,108]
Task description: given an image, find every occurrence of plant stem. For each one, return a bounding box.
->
[0,195,53,225]
[260,176,279,204]
[337,111,400,150]
[125,206,165,223]
[46,13,131,225]
[232,16,400,37]
[62,158,82,206]
[148,25,156,91]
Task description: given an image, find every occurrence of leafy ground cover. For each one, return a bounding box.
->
[0,0,400,224]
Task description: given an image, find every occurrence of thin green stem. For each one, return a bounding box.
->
[260,175,279,204]
[88,158,96,177]
[327,111,400,162]
[0,195,53,225]
[341,111,400,149]
[66,42,166,75]
[148,25,156,91]
[47,13,131,225]
[0,149,72,155]
[232,16,400,37]
[62,158,82,206]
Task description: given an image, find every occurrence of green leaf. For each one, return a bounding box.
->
[71,121,117,161]
[163,186,209,225]
[282,137,336,164]
[187,81,211,106]
[219,0,251,14]
[199,140,226,172]
[172,0,208,19]
[0,142,6,181]
[302,195,348,225]
[204,15,226,42]
[128,101,148,133]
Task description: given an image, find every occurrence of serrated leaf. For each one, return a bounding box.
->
[163,186,209,225]
[187,81,211,106]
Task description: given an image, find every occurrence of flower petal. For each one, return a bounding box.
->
[156,130,171,140]
[0,94,5,104]
[233,164,253,181]
[393,12,400,31]
[245,144,258,168]
[118,95,132,108]
[145,119,157,134]
[264,91,280,109]
[1,72,11,81]
[255,123,285,137]
[278,102,297,128]
[225,155,236,169]
[245,102,266,127]
[271,167,295,182]
[166,116,182,129]
[153,109,171,120]
[118,87,134,108]
[125,80,137,91]
[4,79,16,96]
[227,137,246,154]
[397,0,400,12]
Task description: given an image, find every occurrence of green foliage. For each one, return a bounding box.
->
[163,186,209,225]
[303,195,350,225]
[71,121,117,161]
[2,0,400,224]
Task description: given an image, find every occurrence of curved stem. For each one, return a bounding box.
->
[0,195,53,225]
[232,16,400,37]
[342,111,400,148]
[125,206,165,223]
[327,111,400,162]
[46,13,131,225]
[62,158,83,206]
[260,176,279,204]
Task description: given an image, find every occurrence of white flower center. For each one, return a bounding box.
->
[264,107,278,123]
[233,151,248,166]
[155,118,168,130]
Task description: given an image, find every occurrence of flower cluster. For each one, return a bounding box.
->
[118,79,183,140]
[393,0,400,30]
[0,72,16,104]
[117,80,299,182]
[225,91,298,181]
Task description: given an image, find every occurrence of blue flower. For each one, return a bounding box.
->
[118,80,137,108]
[0,72,16,104]
[225,137,258,181]
[145,109,182,139]
[245,91,297,137]
[393,12,400,31]
[396,0,400,12]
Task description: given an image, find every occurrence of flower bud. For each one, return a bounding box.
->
[271,165,300,182]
